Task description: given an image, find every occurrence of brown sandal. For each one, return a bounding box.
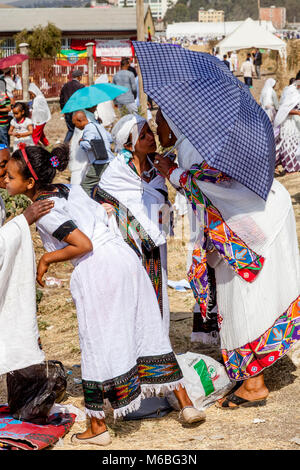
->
[216,392,267,409]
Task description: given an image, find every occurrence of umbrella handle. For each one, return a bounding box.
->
[162,135,186,158]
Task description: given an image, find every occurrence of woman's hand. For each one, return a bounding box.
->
[37,254,50,287]
[153,154,177,178]
[23,200,54,225]
[102,203,115,217]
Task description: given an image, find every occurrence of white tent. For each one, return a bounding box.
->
[217,18,287,58]
[166,19,275,40]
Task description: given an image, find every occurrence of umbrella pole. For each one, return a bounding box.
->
[136,0,148,118]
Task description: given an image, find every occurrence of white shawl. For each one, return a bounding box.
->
[274,84,300,129]
[0,214,45,375]
[165,112,291,256]
[99,153,167,249]
[260,78,278,110]
[29,82,51,125]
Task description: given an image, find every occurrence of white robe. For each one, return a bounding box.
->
[99,154,171,333]
[165,115,300,379]
[0,213,45,375]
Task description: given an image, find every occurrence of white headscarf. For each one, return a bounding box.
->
[28,82,51,125]
[259,78,278,110]
[111,114,147,152]
[274,83,300,128]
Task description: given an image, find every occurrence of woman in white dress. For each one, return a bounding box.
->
[5,143,205,446]
[259,78,279,123]
[93,114,172,333]
[274,80,300,173]
[153,108,300,409]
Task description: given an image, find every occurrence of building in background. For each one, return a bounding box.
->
[117,0,175,21]
[0,7,155,56]
[259,6,286,30]
[198,8,224,23]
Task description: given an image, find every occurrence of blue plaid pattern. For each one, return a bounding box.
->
[133,42,275,200]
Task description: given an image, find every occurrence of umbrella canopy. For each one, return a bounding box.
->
[133,41,275,200]
[0,54,28,69]
[61,83,128,114]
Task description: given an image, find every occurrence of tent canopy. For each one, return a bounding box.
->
[217,18,287,58]
[166,19,275,40]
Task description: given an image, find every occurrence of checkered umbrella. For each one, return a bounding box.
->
[133,41,275,200]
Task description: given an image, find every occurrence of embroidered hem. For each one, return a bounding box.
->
[222,295,300,381]
[82,352,183,417]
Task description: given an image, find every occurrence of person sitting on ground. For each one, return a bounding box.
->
[9,102,33,151]
[72,109,114,195]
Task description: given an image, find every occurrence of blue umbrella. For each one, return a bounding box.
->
[61,83,128,114]
[133,41,275,200]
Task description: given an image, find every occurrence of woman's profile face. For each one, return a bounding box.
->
[134,123,156,155]
[155,109,176,148]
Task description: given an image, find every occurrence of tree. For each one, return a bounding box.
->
[15,23,62,58]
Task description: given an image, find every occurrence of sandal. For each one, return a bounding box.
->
[216,392,267,409]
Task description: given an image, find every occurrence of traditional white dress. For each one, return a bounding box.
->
[97,152,171,334]
[0,205,45,375]
[259,78,279,123]
[36,184,183,418]
[166,118,300,381]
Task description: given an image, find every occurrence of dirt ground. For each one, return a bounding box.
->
[1,73,300,451]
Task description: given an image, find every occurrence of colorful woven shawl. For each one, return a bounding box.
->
[179,163,265,319]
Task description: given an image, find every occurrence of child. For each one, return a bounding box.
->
[8,102,33,151]
[28,83,51,147]
[5,144,205,447]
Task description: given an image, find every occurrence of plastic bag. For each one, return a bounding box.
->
[167,352,234,411]
[6,360,67,425]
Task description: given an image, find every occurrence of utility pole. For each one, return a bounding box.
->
[136,0,148,117]
[258,0,261,25]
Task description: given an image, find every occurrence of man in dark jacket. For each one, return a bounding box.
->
[60,69,85,143]
[253,49,262,79]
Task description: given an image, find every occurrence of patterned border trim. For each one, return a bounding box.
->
[36,184,70,201]
[222,295,300,381]
[82,352,182,412]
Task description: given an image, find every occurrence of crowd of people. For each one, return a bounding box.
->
[0,49,300,448]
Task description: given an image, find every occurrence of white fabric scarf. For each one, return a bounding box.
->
[274,83,300,128]
[260,78,278,110]
[29,82,51,125]
[163,111,291,255]
[99,153,167,248]
[111,114,147,152]
[0,215,45,375]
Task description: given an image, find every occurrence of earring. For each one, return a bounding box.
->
[169,133,172,139]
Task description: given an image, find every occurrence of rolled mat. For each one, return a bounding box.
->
[0,405,75,450]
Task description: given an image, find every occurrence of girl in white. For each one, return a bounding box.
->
[5,143,205,447]
[8,102,33,151]
[28,82,51,146]
[96,114,172,334]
